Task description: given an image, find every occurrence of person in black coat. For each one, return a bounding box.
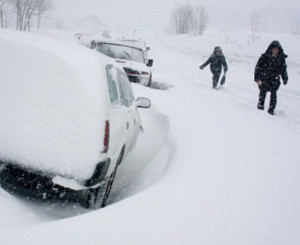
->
[200,46,228,89]
[254,40,288,115]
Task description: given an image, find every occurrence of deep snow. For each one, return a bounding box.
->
[0,30,299,245]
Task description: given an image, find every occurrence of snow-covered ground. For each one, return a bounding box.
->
[0,30,299,245]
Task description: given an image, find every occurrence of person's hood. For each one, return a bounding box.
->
[213,46,222,55]
[265,40,288,58]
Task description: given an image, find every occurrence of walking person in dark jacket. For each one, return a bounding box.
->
[199,46,228,89]
[255,40,288,115]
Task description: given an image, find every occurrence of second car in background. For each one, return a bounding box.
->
[90,39,154,87]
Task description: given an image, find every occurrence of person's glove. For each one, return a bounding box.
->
[283,81,287,85]
[199,66,204,70]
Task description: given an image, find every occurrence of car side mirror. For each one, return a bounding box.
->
[137,97,151,108]
[147,59,153,67]
[146,47,151,52]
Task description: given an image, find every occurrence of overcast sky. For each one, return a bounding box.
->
[52,0,300,33]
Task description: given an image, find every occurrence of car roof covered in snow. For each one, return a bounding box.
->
[0,30,116,180]
[81,35,144,51]
[120,39,147,50]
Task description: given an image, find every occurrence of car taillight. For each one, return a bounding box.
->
[102,120,110,153]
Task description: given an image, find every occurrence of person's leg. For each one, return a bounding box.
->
[258,86,267,110]
[212,72,221,89]
[268,88,277,114]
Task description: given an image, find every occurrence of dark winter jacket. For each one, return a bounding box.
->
[254,41,288,88]
[200,47,228,74]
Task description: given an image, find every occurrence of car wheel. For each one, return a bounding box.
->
[84,147,124,209]
[147,73,152,87]
[100,164,117,208]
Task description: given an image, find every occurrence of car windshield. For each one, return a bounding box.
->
[96,43,144,63]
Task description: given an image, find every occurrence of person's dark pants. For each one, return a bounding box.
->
[258,82,279,113]
[212,71,221,89]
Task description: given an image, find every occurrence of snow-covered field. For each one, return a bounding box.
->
[0,29,299,245]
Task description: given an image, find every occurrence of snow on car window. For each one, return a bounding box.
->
[106,65,120,106]
[121,73,135,103]
[116,70,130,107]
[96,43,144,63]
[118,70,134,105]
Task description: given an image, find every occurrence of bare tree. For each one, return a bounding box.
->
[250,13,261,33]
[191,5,208,35]
[7,0,37,30]
[0,0,8,28]
[249,12,261,43]
[170,3,209,35]
[171,3,194,34]
[0,0,5,28]
[36,0,53,29]
[7,0,53,31]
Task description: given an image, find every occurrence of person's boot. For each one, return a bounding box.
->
[257,103,264,110]
[212,79,218,89]
[268,109,275,115]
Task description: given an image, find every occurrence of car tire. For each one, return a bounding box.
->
[147,73,152,87]
[84,147,125,209]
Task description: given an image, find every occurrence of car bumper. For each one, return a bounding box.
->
[127,74,151,86]
[0,163,89,206]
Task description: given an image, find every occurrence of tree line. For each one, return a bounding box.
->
[0,0,53,31]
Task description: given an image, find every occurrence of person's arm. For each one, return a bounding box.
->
[281,60,288,85]
[199,56,211,70]
[254,55,265,84]
[222,56,228,72]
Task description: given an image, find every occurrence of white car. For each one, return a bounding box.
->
[89,39,154,87]
[0,30,151,209]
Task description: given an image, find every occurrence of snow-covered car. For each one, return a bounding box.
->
[0,30,151,209]
[120,38,151,61]
[90,39,154,87]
